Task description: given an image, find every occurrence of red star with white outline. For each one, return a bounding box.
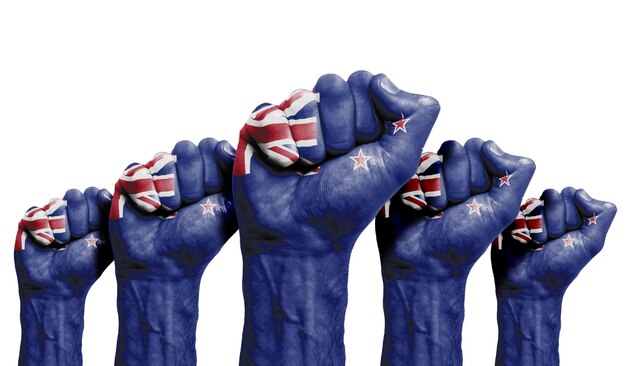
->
[85,234,98,248]
[588,215,598,226]
[350,149,372,171]
[200,198,218,216]
[391,117,408,134]
[498,174,511,187]
[466,198,483,215]
[562,234,575,248]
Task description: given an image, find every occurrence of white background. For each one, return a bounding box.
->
[1,1,624,364]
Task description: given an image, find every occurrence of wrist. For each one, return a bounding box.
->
[381,275,467,365]
[241,242,352,365]
[495,295,563,365]
[19,296,87,366]
[115,277,202,365]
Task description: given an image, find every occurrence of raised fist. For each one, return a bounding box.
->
[375,139,535,365]
[15,187,112,366]
[492,188,617,297]
[109,138,237,365]
[492,188,617,365]
[233,71,440,364]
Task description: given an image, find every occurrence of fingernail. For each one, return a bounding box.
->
[489,141,504,156]
[223,143,236,158]
[580,190,592,201]
[102,190,113,200]
[379,74,399,94]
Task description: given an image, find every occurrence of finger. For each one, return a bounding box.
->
[85,187,104,232]
[439,140,471,204]
[215,140,236,194]
[146,152,180,211]
[314,74,356,155]
[198,137,224,194]
[282,89,325,165]
[64,189,89,239]
[243,103,299,168]
[370,74,439,176]
[400,172,427,211]
[172,140,204,204]
[117,163,161,213]
[521,198,547,244]
[509,211,532,244]
[481,140,535,215]
[38,198,69,244]
[418,152,447,210]
[20,206,55,246]
[348,70,382,143]
[574,189,617,255]
[561,187,582,230]
[541,189,566,239]
[464,138,490,194]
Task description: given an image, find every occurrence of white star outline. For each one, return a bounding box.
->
[498,171,511,187]
[200,198,218,216]
[391,114,409,134]
[85,234,99,248]
[466,198,483,215]
[562,234,575,248]
[350,149,372,171]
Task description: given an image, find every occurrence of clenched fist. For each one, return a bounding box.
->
[109,138,237,366]
[233,71,440,365]
[376,139,535,365]
[492,188,616,365]
[15,188,112,366]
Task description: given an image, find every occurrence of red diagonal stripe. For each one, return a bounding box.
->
[245,124,292,144]
[268,146,298,163]
[253,105,281,121]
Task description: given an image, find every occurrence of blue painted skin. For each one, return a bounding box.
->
[109,138,238,365]
[15,188,113,366]
[234,71,440,365]
[492,188,617,365]
[376,139,536,365]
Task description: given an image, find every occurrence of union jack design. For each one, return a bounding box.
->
[111,152,177,219]
[15,198,67,251]
[494,198,545,250]
[400,152,443,211]
[520,198,544,240]
[234,90,320,176]
[510,212,531,243]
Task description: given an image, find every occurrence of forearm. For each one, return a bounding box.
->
[19,296,86,366]
[495,296,562,366]
[381,276,467,366]
[115,277,201,366]
[240,248,351,366]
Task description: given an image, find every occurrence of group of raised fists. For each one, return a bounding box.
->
[14,71,616,366]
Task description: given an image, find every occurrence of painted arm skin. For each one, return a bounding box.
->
[492,188,616,365]
[375,139,536,365]
[109,138,237,365]
[233,71,440,365]
[15,188,113,366]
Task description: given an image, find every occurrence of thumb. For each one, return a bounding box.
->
[370,74,440,177]
[480,140,536,226]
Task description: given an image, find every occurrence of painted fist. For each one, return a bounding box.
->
[109,138,238,279]
[15,187,112,298]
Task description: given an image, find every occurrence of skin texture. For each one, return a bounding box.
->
[492,188,617,366]
[375,139,536,365]
[233,71,440,365]
[15,188,113,366]
[109,138,238,366]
